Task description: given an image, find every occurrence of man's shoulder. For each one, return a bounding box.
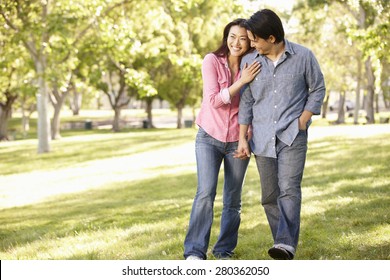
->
[242,50,258,64]
[286,40,312,55]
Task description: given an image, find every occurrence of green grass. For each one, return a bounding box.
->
[0,125,389,260]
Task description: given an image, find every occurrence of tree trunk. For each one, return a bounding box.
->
[145,99,154,128]
[20,101,35,139]
[354,56,362,124]
[51,90,68,140]
[22,114,30,139]
[322,94,329,119]
[375,92,379,113]
[36,59,51,153]
[113,107,121,132]
[177,105,183,129]
[336,92,346,124]
[0,106,11,141]
[365,56,375,124]
[0,91,17,141]
[70,85,82,116]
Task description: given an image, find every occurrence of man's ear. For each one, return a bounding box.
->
[268,35,276,44]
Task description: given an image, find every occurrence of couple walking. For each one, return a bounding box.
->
[183,9,326,260]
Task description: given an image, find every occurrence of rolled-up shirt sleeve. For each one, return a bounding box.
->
[220,88,231,104]
[304,51,326,115]
[202,54,229,108]
[238,84,254,125]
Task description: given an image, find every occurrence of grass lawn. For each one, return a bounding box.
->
[0,121,389,260]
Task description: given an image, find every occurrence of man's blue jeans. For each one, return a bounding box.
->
[184,128,250,259]
[254,130,308,255]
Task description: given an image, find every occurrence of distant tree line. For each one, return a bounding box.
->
[1,0,389,153]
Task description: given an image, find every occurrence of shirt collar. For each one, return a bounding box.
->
[284,39,295,55]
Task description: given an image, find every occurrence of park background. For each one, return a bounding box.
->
[0,0,389,260]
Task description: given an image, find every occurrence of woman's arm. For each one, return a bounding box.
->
[227,61,261,100]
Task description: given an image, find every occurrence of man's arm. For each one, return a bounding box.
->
[234,124,251,159]
[299,110,313,130]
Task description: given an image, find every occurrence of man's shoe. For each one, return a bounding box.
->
[268,247,294,260]
[186,255,203,260]
[213,252,233,260]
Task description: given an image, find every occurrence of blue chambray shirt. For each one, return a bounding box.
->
[238,39,326,158]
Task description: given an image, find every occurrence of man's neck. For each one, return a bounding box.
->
[267,41,285,62]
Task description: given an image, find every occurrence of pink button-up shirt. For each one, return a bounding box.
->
[196,53,241,143]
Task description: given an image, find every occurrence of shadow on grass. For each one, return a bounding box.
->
[0,171,198,259]
[300,194,390,259]
[232,134,390,260]
[298,134,390,260]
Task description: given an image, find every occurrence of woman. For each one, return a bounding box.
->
[184,18,261,260]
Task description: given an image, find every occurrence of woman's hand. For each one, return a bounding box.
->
[240,61,261,84]
[234,138,251,160]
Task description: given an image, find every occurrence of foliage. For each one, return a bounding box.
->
[1,0,389,142]
[292,0,390,124]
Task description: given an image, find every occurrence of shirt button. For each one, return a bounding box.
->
[274,105,277,108]
[255,78,258,81]
[274,121,277,124]
[274,90,277,93]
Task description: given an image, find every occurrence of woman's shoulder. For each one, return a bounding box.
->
[204,53,226,65]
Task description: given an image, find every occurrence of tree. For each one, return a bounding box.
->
[157,0,245,128]
[79,1,172,131]
[157,55,202,128]
[0,0,136,151]
[0,18,35,140]
[303,0,390,124]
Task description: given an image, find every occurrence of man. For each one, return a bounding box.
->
[235,9,325,260]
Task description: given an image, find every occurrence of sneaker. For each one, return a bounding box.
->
[268,246,294,260]
[186,255,203,260]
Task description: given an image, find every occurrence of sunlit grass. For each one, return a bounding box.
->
[0,128,196,176]
[0,125,389,260]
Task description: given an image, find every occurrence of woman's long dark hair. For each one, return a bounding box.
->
[212,18,249,57]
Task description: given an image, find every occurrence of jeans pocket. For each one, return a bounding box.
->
[197,127,210,139]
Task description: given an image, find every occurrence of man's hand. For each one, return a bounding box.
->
[234,138,251,160]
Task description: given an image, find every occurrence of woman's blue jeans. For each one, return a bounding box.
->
[184,128,250,259]
[254,130,308,255]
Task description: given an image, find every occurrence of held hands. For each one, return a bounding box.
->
[240,61,261,84]
[233,138,251,160]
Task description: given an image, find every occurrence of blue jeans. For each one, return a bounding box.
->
[184,128,250,259]
[254,130,308,255]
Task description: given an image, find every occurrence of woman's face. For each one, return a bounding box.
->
[227,25,250,57]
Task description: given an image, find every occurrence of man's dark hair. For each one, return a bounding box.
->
[244,9,285,43]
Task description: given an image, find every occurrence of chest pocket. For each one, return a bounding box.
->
[277,73,305,96]
[250,74,272,101]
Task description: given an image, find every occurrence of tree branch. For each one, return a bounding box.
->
[0,10,18,31]
[60,0,133,63]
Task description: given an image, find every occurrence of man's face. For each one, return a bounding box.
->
[247,31,272,55]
